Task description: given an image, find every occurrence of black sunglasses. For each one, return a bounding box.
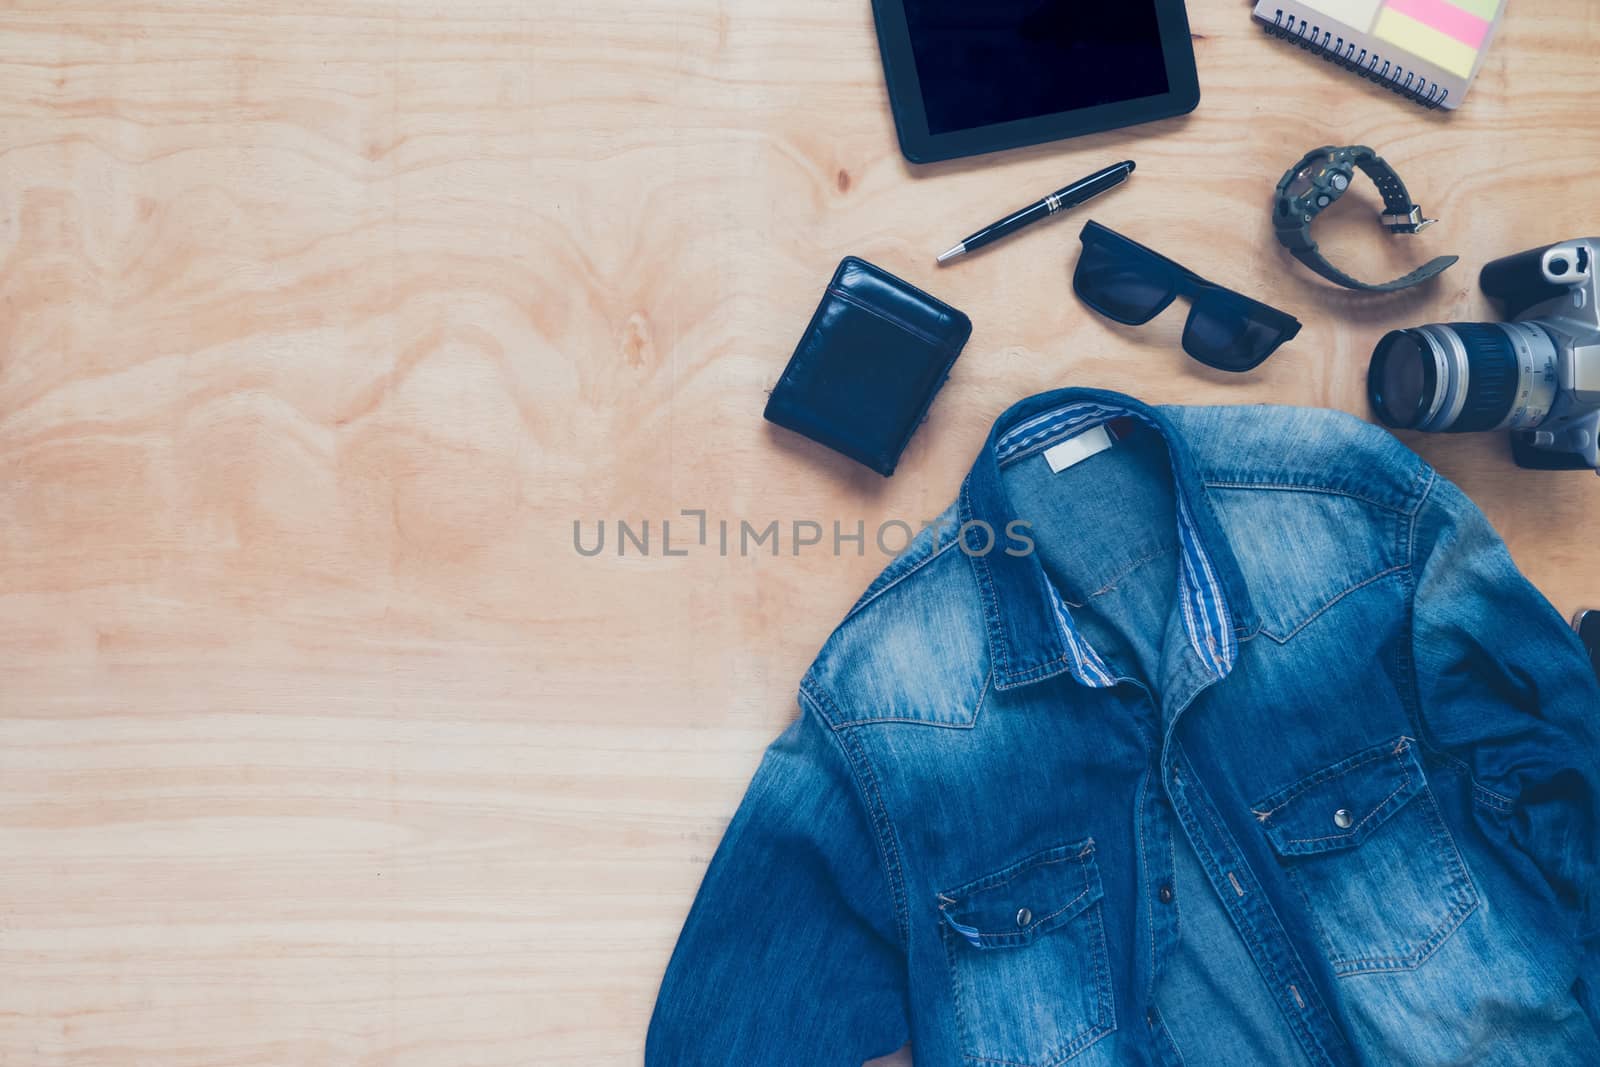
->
[1073,220,1302,372]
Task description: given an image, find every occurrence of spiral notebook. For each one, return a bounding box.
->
[1253,0,1506,109]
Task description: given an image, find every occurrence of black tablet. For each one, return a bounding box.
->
[872,0,1200,164]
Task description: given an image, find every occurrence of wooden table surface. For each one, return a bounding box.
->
[2,2,1597,1064]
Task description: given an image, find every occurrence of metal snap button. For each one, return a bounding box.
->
[1016,908,1032,927]
[1334,808,1353,829]
[1159,885,1174,904]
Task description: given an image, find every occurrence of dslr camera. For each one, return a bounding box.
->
[1368,238,1600,471]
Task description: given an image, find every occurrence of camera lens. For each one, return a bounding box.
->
[1367,322,1560,433]
[1369,331,1436,429]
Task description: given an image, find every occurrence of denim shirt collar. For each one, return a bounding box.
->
[960,388,1260,692]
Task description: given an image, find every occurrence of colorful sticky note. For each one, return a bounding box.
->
[1442,0,1501,18]
[1373,6,1481,77]
[1259,0,1503,106]
[1384,0,1493,48]
[1296,0,1503,54]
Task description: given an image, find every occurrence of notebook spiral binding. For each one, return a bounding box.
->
[1266,9,1448,109]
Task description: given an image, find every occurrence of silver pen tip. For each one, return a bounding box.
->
[936,243,966,265]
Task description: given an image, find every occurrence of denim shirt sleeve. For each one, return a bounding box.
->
[646,696,909,1065]
[1409,472,1600,1018]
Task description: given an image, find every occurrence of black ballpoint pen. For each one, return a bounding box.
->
[937,160,1136,264]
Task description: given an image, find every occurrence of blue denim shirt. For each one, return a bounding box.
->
[647,389,1600,1066]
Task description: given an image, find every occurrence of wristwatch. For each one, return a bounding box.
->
[1272,146,1458,292]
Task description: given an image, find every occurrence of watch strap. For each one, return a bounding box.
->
[1348,149,1426,231]
[1289,245,1460,292]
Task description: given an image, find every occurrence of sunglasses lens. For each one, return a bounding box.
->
[1073,239,1174,324]
[1184,290,1292,371]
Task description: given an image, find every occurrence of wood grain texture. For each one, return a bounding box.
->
[0,1,1596,1063]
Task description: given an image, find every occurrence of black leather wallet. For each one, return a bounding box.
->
[764,257,972,477]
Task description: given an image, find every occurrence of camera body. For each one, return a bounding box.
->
[1368,238,1600,471]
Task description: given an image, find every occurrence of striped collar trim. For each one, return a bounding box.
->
[990,399,1238,683]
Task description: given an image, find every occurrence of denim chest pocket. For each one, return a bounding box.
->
[1252,736,1478,976]
[937,839,1115,1066]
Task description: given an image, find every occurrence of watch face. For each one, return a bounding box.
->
[1286,153,1333,201]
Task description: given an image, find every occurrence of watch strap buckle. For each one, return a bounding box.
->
[1381,205,1437,235]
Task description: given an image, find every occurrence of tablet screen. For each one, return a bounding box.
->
[904,1,1172,135]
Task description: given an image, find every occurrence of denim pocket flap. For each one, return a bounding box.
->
[938,839,1102,949]
[1253,737,1426,857]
